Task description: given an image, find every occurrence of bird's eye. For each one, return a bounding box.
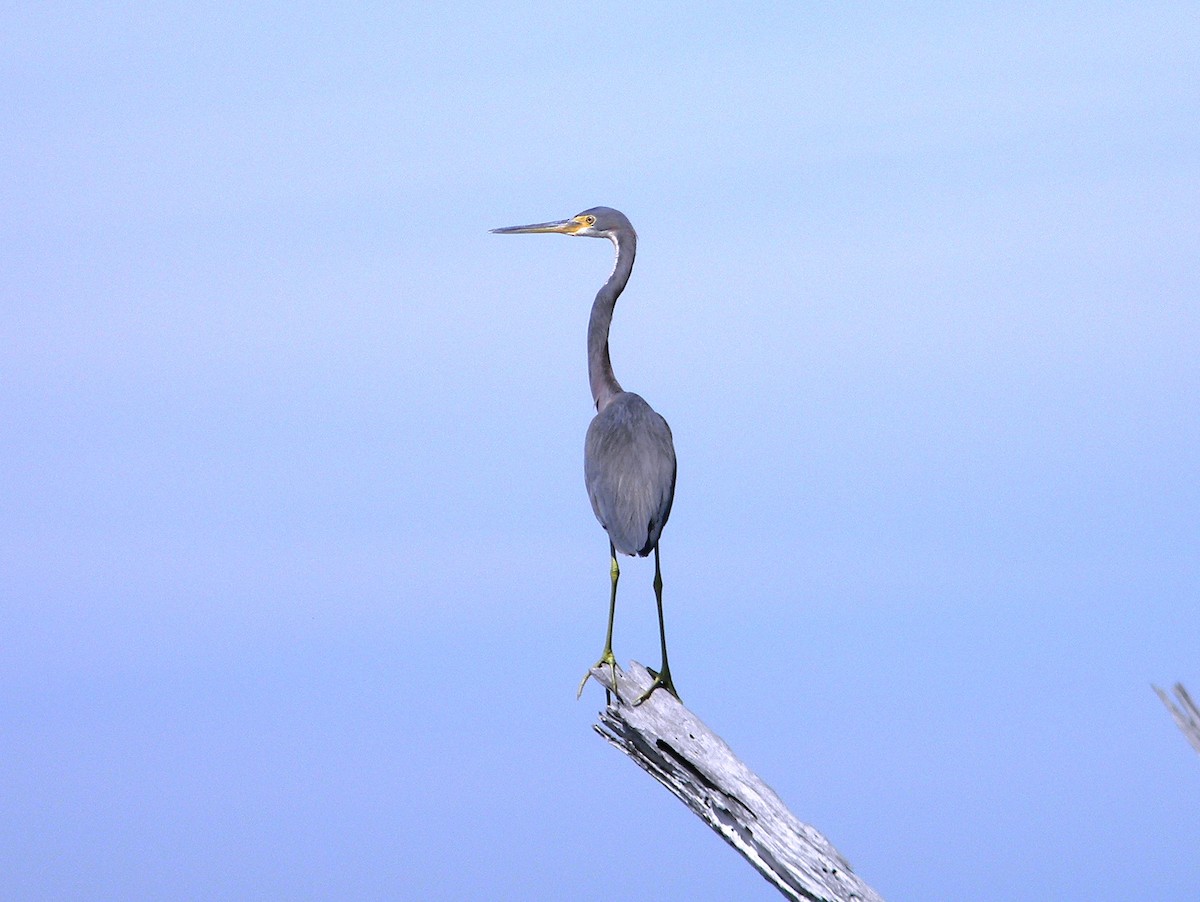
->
[584,216,596,226]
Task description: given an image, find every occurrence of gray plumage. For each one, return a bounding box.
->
[585,393,675,557]
[492,206,680,703]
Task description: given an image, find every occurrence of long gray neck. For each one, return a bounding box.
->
[587,231,636,412]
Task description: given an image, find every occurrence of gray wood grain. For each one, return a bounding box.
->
[1155,683,1200,756]
[590,661,885,902]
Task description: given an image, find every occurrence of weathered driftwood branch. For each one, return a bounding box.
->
[589,661,885,902]
[1154,683,1200,756]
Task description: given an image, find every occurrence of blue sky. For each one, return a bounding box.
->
[3,3,1198,899]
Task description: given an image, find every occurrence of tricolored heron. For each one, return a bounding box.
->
[492,207,679,705]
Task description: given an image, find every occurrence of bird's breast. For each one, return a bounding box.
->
[583,392,677,556]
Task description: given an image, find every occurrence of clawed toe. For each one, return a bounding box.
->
[633,666,679,706]
[577,651,620,701]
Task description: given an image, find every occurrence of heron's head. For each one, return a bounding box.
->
[491,206,634,241]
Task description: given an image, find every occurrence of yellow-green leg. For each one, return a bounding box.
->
[635,545,680,705]
[577,541,621,700]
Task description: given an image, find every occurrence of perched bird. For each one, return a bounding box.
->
[492,207,678,704]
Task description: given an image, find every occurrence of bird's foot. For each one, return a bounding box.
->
[577,649,620,701]
[633,664,680,706]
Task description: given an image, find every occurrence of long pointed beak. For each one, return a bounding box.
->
[490,219,577,235]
